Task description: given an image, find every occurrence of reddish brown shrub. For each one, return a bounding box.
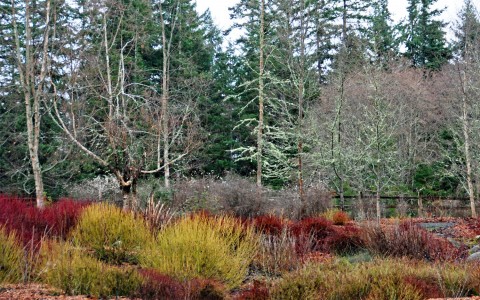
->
[187,278,227,300]
[290,217,335,252]
[234,280,269,300]
[325,224,364,255]
[361,221,466,261]
[331,211,350,225]
[253,215,285,236]
[137,269,185,300]
[403,275,443,298]
[290,217,334,239]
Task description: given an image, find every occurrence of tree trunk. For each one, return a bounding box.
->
[297,0,305,204]
[376,189,381,221]
[339,185,345,212]
[257,0,265,188]
[31,148,44,208]
[462,95,476,218]
[12,0,51,209]
[160,1,170,189]
[461,68,476,217]
[417,193,423,218]
[121,184,137,211]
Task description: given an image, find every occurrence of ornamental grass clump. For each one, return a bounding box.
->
[71,203,153,264]
[271,258,476,300]
[37,241,141,297]
[141,213,259,289]
[0,226,24,284]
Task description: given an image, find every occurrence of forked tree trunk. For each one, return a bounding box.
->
[121,184,138,211]
[12,0,51,209]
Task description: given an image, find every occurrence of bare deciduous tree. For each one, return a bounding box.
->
[11,0,52,208]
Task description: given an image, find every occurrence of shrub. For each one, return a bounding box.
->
[0,226,24,284]
[360,221,466,261]
[171,176,264,217]
[141,214,258,289]
[72,203,153,264]
[332,211,350,225]
[38,241,141,297]
[325,224,364,255]
[41,200,88,238]
[0,196,87,246]
[403,276,443,299]
[291,217,334,240]
[253,215,286,236]
[187,278,227,300]
[168,177,331,218]
[290,217,334,252]
[436,263,473,297]
[301,186,333,218]
[254,228,304,276]
[137,269,186,300]
[234,280,269,300]
[321,209,350,225]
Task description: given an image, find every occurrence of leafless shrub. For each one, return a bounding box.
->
[67,175,120,202]
[169,175,332,218]
[253,228,313,276]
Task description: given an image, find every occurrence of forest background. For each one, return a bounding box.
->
[1,0,480,218]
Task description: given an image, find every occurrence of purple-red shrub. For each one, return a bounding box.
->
[41,200,88,237]
[290,217,335,252]
[0,195,88,246]
[325,224,364,254]
[137,269,185,300]
[234,280,269,300]
[361,221,467,261]
[253,215,285,236]
[290,217,334,239]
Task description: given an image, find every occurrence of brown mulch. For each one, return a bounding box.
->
[0,284,136,300]
[402,217,480,241]
[428,298,480,300]
[0,284,87,300]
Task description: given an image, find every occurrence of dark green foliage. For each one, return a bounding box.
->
[368,0,398,64]
[453,0,480,59]
[403,0,452,70]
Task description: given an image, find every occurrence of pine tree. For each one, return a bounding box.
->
[368,0,398,64]
[404,0,451,70]
[453,0,480,60]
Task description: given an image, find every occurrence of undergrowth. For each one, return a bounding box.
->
[272,258,477,299]
[37,241,141,297]
[0,226,24,284]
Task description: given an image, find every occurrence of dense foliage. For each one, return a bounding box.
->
[1,0,480,213]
